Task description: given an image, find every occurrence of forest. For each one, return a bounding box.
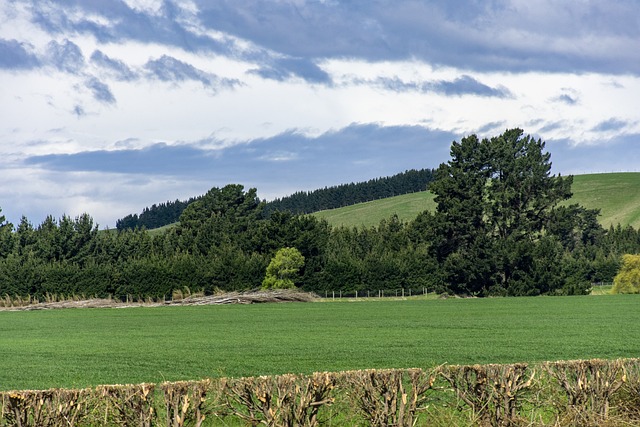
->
[115,168,436,230]
[1,129,639,300]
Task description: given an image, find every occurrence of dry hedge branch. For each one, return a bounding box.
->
[223,372,336,427]
[1,388,92,427]
[160,380,211,427]
[340,368,436,427]
[616,358,640,420]
[543,359,625,425]
[441,363,534,427]
[97,383,155,427]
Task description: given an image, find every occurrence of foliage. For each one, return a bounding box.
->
[264,168,436,216]
[262,247,305,289]
[426,128,600,296]
[612,254,640,294]
[1,133,640,300]
[114,169,437,231]
[116,197,198,231]
[316,172,640,231]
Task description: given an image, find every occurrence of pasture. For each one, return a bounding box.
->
[314,172,640,228]
[1,294,639,391]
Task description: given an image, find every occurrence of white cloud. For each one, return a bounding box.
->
[121,0,165,16]
[0,0,638,228]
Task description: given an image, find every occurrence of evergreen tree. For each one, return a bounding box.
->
[427,129,591,296]
[0,207,13,258]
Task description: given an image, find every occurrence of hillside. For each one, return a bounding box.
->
[314,172,640,229]
[116,169,435,230]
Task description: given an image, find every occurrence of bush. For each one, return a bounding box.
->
[612,254,640,294]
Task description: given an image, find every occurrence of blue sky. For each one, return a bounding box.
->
[1,0,639,228]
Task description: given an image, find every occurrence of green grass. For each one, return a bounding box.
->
[314,191,436,228]
[569,172,640,229]
[314,172,640,228]
[1,294,639,391]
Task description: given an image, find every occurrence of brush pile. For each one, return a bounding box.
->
[0,289,317,311]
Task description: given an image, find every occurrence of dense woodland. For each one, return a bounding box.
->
[262,168,436,217]
[115,169,436,230]
[115,197,198,231]
[1,129,639,300]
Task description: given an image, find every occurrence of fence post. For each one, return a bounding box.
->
[402,288,404,298]
[332,291,335,300]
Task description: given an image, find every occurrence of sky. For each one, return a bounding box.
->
[1,0,639,228]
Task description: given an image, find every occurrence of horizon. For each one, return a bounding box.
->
[1,1,638,228]
[3,169,640,229]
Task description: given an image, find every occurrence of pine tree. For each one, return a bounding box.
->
[428,129,587,296]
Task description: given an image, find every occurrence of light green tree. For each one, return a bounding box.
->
[612,254,640,294]
[262,247,305,289]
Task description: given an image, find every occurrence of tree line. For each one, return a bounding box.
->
[116,197,199,231]
[262,168,436,217]
[1,129,639,300]
[115,169,436,230]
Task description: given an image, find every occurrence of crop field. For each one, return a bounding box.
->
[1,294,639,392]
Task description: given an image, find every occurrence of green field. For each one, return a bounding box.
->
[2,294,639,391]
[314,172,640,228]
[313,191,436,228]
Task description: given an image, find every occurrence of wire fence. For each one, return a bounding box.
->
[322,288,434,299]
[323,282,614,299]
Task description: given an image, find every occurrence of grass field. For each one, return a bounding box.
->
[314,172,640,228]
[2,294,639,391]
[313,191,436,228]
[569,172,640,229]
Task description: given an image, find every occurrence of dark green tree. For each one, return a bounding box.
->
[0,207,13,258]
[428,128,590,295]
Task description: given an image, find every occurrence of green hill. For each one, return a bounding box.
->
[314,172,640,229]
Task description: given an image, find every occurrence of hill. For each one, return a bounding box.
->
[314,172,640,229]
[116,169,435,230]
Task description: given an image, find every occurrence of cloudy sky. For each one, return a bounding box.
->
[1,0,639,228]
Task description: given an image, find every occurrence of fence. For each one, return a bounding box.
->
[323,288,433,299]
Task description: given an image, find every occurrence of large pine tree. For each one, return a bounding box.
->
[427,128,593,296]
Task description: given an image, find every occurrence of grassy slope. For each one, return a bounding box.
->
[1,295,639,391]
[568,173,640,229]
[314,172,640,229]
[313,191,436,228]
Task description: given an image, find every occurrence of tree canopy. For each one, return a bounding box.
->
[1,130,637,301]
[612,254,640,294]
[426,128,599,296]
[262,247,305,289]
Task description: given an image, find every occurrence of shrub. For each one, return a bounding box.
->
[612,254,640,294]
